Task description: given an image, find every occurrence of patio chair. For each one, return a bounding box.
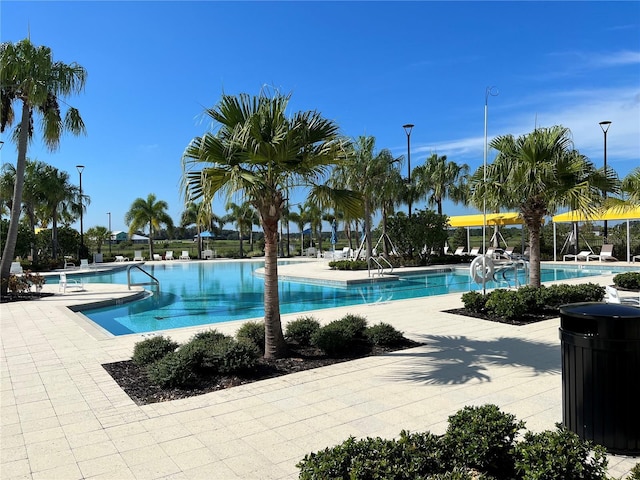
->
[58,272,83,293]
[10,261,23,275]
[605,285,640,307]
[563,250,598,262]
[115,255,129,262]
[469,247,480,256]
[165,251,175,260]
[179,250,190,260]
[634,254,640,263]
[203,249,213,259]
[453,246,465,255]
[133,250,144,261]
[64,258,76,269]
[80,259,90,270]
[597,244,618,262]
[305,247,316,257]
[153,253,162,261]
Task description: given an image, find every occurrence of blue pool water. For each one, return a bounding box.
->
[76,261,629,336]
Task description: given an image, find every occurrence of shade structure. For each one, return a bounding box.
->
[552,207,640,223]
[448,212,528,228]
[551,206,640,262]
[199,231,214,238]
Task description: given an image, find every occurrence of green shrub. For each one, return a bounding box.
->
[541,283,604,308]
[146,352,197,388]
[192,329,228,343]
[328,259,368,270]
[132,336,179,367]
[236,321,265,353]
[443,404,524,477]
[514,424,608,480]
[461,291,487,313]
[285,316,321,346]
[627,463,640,480]
[336,313,368,338]
[614,272,640,290]
[485,289,527,320]
[179,333,232,371]
[212,337,259,374]
[311,321,354,357]
[365,322,405,346]
[297,431,444,480]
[515,285,545,312]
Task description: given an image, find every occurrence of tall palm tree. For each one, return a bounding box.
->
[124,194,174,260]
[182,91,359,359]
[471,125,615,287]
[85,226,110,254]
[40,165,85,260]
[414,153,469,215]
[225,201,256,258]
[0,39,86,295]
[288,206,310,255]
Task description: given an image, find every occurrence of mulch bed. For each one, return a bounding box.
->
[443,308,559,326]
[103,340,422,405]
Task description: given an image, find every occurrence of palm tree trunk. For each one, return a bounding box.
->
[0,102,30,296]
[527,218,542,288]
[259,200,287,359]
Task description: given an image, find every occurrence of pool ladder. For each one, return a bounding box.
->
[127,265,160,291]
[368,255,394,277]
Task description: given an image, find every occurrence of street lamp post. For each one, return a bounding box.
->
[402,124,414,219]
[107,212,112,256]
[599,121,611,243]
[482,87,499,295]
[76,165,85,258]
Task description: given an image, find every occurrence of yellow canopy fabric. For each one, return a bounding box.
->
[448,212,526,228]
[552,207,640,223]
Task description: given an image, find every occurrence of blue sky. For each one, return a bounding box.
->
[1,1,639,234]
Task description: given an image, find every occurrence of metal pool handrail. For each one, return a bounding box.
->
[127,264,160,291]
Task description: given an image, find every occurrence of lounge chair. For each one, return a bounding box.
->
[133,250,144,261]
[503,246,514,257]
[115,255,129,262]
[203,249,214,259]
[179,250,190,260]
[58,272,83,293]
[453,246,465,256]
[64,259,76,269]
[633,254,640,263]
[563,250,598,262]
[80,259,90,270]
[469,247,480,256]
[605,285,640,307]
[597,244,618,262]
[165,251,175,260]
[10,261,23,275]
[305,247,316,257]
[153,253,162,261]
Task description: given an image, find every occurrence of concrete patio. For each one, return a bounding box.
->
[1,262,638,479]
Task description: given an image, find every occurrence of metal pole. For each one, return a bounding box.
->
[76,165,85,258]
[599,121,611,243]
[107,212,112,255]
[403,124,414,219]
[483,87,498,295]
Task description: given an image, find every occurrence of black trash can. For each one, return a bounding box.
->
[559,302,640,456]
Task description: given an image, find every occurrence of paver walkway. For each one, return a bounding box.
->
[1,261,638,479]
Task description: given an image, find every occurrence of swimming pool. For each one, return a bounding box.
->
[77,260,632,336]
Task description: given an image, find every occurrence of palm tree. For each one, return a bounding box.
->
[288,206,309,255]
[471,125,615,287]
[0,39,86,296]
[414,153,469,215]
[182,91,359,359]
[225,201,256,258]
[124,194,174,260]
[40,165,85,260]
[86,226,110,254]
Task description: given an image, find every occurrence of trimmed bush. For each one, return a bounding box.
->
[285,316,321,346]
[311,321,355,356]
[614,272,640,290]
[328,259,368,270]
[365,322,405,346]
[443,404,524,477]
[212,337,259,374]
[297,431,443,480]
[146,352,197,388]
[192,329,228,343]
[236,321,265,353]
[461,291,487,313]
[485,289,528,320]
[132,336,179,367]
[336,313,368,338]
[514,424,608,480]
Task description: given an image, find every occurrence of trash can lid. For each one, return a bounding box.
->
[560,302,640,320]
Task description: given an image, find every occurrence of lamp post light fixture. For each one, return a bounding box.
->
[76,165,85,258]
[402,124,414,219]
[599,120,611,243]
[107,212,112,256]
